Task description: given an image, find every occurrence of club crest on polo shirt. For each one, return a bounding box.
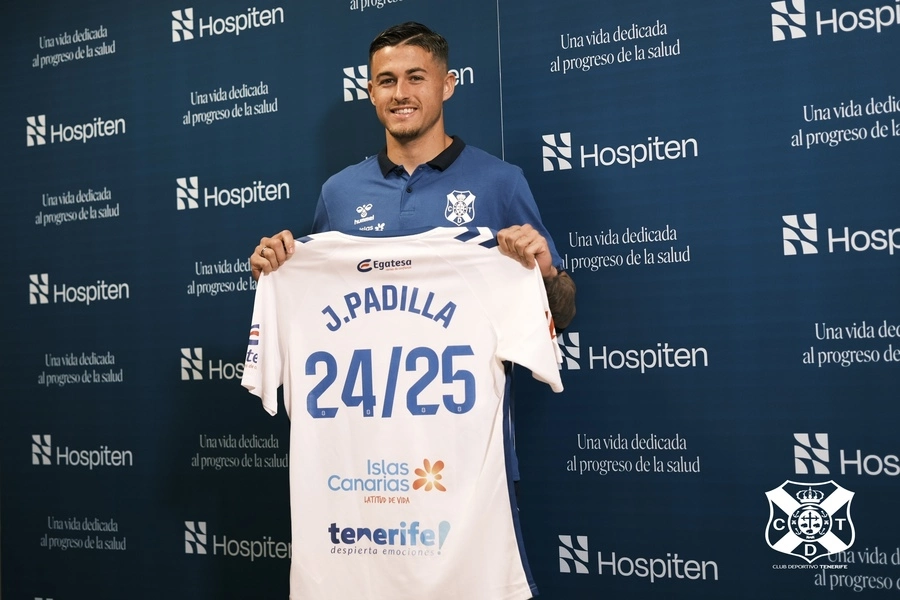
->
[445,191,475,225]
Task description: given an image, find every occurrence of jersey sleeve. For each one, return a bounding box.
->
[240,272,283,416]
[489,259,563,393]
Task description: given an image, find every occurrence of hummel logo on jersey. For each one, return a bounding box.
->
[357,204,373,218]
[783,214,818,255]
[557,332,581,370]
[27,115,47,146]
[771,0,807,41]
[343,65,369,101]
[559,535,590,574]
[176,177,200,210]
[181,348,204,380]
[185,521,208,553]
[32,435,53,465]
[542,133,573,171]
[794,433,830,474]
[29,273,50,304]
[172,9,195,42]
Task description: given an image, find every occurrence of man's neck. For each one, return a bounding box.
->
[386,130,452,175]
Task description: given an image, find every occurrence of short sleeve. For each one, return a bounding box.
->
[492,263,563,393]
[240,272,283,415]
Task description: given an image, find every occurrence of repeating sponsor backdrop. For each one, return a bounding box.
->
[2,1,898,598]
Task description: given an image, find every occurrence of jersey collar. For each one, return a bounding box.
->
[377,136,466,177]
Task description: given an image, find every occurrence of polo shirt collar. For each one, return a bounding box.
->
[377,136,465,177]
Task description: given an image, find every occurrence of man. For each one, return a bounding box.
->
[245,22,575,599]
[250,21,575,328]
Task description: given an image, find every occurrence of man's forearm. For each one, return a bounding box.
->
[544,270,576,330]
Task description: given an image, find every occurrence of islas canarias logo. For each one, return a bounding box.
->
[413,459,446,492]
[328,458,447,493]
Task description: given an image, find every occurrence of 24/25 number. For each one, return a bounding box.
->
[305,345,476,418]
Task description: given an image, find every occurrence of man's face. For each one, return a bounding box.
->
[368,43,455,143]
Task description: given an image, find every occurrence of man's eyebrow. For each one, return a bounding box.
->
[373,67,427,79]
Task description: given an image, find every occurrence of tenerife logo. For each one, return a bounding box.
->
[559,535,590,574]
[28,274,130,306]
[558,332,581,370]
[32,435,52,465]
[25,114,125,147]
[765,481,855,562]
[413,459,446,491]
[343,65,369,101]
[176,176,290,210]
[27,115,47,146]
[543,131,698,172]
[444,191,475,225]
[184,520,291,560]
[783,213,818,255]
[783,213,899,256]
[790,432,899,476]
[555,535,720,581]
[771,0,900,41]
[184,521,207,553]
[181,347,245,380]
[795,432,830,474]
[543,133,573,171]
[171,6,285,43]
[772,1,807,40]
[329,520,451,556]
[30,434,133,469]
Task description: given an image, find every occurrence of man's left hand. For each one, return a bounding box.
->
[497,224,556,278]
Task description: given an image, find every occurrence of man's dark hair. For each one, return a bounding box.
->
[368,22,449,70]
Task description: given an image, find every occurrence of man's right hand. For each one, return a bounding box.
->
[251,230,295,280]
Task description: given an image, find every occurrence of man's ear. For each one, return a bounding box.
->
[443,71,457,101]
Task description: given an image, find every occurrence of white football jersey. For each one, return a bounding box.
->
[242,227,562,600]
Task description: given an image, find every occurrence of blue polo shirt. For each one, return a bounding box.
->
[312,136,562,268]
[311,137,562,483]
